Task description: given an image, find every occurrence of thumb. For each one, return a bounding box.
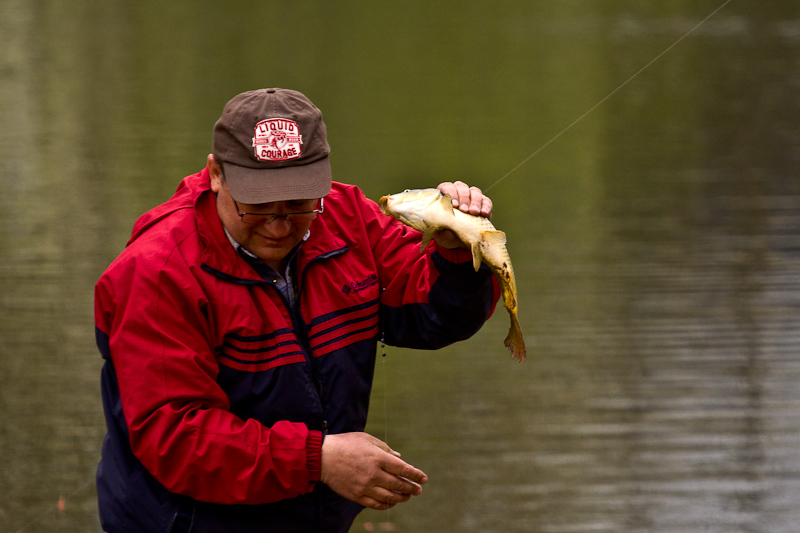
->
[370,436,402,457]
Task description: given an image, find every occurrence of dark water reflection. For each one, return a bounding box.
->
[2,1,799,532]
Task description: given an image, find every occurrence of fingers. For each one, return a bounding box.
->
[387,461,428,487]
[348,459,424,511]
[359,451,426,511]
[437,181,493,219]
[358,473,423,510]
[367,434,402,458]
[379,471,424,498]
[358,491,406,511]
[371,451,426,498]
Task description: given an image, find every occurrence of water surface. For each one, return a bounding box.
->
[1,1,799,531]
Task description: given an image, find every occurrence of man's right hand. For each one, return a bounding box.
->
[320,432,428,510]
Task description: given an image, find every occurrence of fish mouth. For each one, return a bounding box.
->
[378,195,390,215]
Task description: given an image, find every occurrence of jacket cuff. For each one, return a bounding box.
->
[306,430,324,484]
[434,243,474,264]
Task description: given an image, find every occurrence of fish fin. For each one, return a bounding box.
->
[440,193,456,215]
[503,315,526,363]
[481,230,507,245]
[470,242,483,272]
[420,227,437,253]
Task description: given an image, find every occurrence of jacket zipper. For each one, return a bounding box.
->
[259,280,328,434]
[298,247,348,433]
[281,246,348,434]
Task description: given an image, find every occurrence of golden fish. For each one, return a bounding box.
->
[379,188,526,362]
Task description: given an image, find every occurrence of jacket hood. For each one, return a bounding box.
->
[128,168,211,246]
[126,167,261,283]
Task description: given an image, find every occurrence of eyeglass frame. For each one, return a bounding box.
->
[230,195,324,225]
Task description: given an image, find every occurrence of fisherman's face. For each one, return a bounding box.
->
[209,157,315,270]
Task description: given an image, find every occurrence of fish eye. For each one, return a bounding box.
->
[404,189,410,192]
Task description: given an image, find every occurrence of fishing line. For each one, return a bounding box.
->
[379,334,394,528]
[371,2,731,524]
[484,0,734,193]
[380,334,389,446]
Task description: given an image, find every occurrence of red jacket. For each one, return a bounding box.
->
[95,167,499,532]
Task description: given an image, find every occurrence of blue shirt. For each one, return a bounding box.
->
[224,228,308,311]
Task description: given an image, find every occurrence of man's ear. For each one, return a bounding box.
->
[208,154,222,193]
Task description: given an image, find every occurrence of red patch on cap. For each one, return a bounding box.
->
[252,118,303,161]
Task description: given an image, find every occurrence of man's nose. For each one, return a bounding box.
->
[262,216,292,236]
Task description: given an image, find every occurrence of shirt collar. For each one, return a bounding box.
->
[223,227,309,275]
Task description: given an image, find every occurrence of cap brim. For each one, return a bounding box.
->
[224,156,332,204]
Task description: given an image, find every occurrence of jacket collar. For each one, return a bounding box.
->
[181,167,347,284]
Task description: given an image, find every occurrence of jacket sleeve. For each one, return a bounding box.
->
[353,186,501,349]
[94,245,322,505]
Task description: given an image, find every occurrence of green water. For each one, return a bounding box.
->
[2,1,800,531]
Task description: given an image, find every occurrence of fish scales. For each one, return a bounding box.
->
[378,188,526,362]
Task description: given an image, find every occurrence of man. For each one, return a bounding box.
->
[95,88,499,532]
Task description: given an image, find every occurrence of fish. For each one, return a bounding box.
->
[379,188,526,362]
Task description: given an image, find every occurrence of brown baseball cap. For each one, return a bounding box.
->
[212,88,332,204]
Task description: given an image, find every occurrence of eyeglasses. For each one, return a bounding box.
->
[231,196,324,225]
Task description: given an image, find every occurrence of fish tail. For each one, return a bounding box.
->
[504,315,526,363]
